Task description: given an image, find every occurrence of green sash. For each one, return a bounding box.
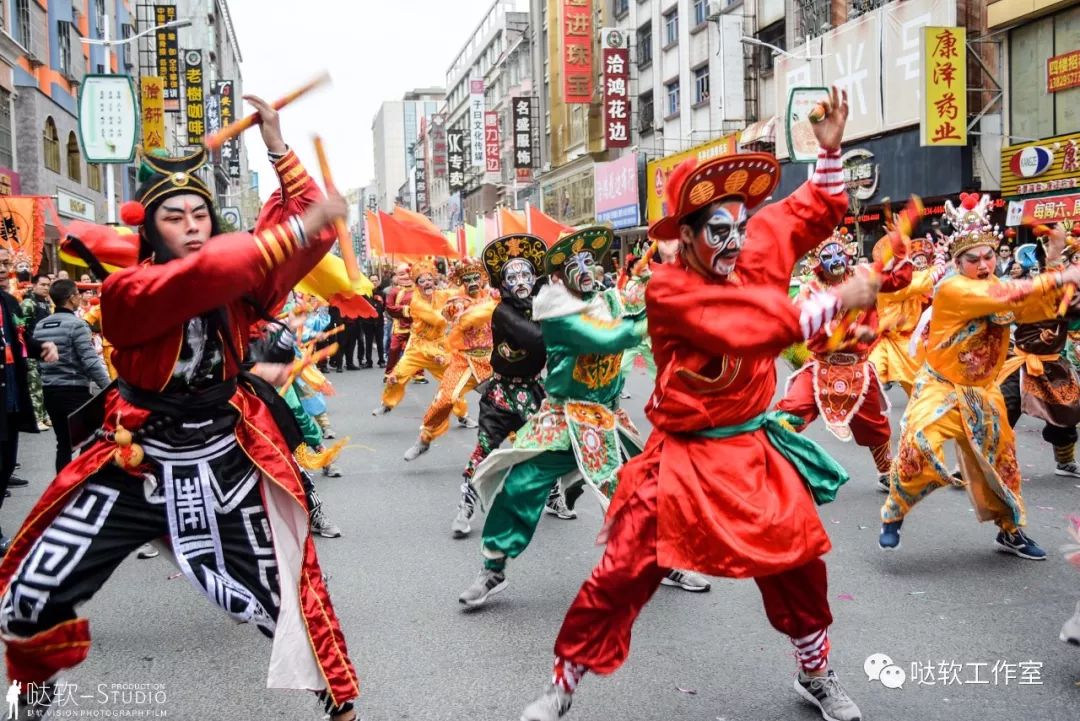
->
[693,411,849,505]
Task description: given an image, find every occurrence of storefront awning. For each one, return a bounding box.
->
[739,116,777,147]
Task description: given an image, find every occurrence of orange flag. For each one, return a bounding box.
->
[0,196,49,271]
[393,206,460,257]
[379,211,459,258]
[365,210,384,256]
[498,207,527,234]
[526,203,574,247]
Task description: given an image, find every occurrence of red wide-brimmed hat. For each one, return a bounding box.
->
[649,152,780,240]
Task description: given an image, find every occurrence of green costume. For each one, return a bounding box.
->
[471,236,647,570]
[19,295,49,426]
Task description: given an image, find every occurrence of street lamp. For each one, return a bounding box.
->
[79,15,193,224]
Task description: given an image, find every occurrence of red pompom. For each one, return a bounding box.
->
[960,192,979,210]
[119,200,145,226]
[1005,228,1017,239]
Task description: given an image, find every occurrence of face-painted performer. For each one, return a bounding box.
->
[0,98,361,720]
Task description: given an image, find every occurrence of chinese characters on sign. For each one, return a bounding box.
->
[183,50,205,146]
[470,80,486,169]
[447,130,466,193]
[999,133,1080,197]
[594,153,639,229]
[602,30,630,149]
[921,26,966,147]
[562,0,593,104]
[77,76,138,163]
[140,76,165,151]
[415,160,428,212]
[154,4,180,110]
[431,113,447,178]
[216,80,241,179]
[512,97,535,169]
[484,111,501,174]
[1022,193,1080,225]
[1048,49,1080,94]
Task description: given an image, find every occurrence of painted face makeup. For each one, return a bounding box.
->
[461,271,483,296]
[912,253,930,270]
[690,201,748,278]
[502,258,536,299]
[153,193,213,259]
[817,242,849,277]
[957,246,996,280]
[416,273,436,294]
[563,250,597,296]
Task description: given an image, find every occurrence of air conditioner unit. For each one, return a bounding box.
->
[707,0,724,19]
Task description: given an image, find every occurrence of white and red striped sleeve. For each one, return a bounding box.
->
[811,147,844,196]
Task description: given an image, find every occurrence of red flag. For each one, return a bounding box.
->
[392,206,460,257]
[379,211,459,258]
[456,226,467,257]
[526,203,574,247]
[365,210,383,256]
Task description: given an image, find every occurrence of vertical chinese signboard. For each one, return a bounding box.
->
[563,0,593,104]
[602,29,630,148]
[183,50,205,146]
[447,130,466,193]
[216,80,241,178]
[513,97,535,169]
[470,80,486,169]
[920,26,966,147]
[140,76,165,151]
[154,4,180,111]
[431,113,447,178]
[484,111,501,174]
[415,160,428,212]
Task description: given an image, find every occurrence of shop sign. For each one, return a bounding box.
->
[1021,193,1080,225]
[920,25,967,147]
[1048,49,1080,93]
[602,29,630,149]
[842,149,879,201]
[594,153,639,229]
[56,188,96,222]
[562,0,593,103]
[1000,132,1080,197]
[0,168,20,196]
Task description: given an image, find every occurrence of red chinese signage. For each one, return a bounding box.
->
[484,111,501,174]
[562,0,593,104]
[602,41,630,148]
[1022,193,1080,225]
[1048,49,1080,94]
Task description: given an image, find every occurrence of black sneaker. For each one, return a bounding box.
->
[995,529,1046,560]
[7,476,29,488]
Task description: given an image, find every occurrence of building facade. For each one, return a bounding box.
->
[371,87,444,212]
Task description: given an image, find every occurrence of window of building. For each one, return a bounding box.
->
[665,78,680,117]
[87,162,102,192]
[1010,6,1080,138]
[15,0,31,50]
[636,21,652,68]
[613,0,629,18]
[639,90,654,133]
[693,0,709,27]
[0,90,11,170]
[693,64,710,105]
[43,117,60,173]
[663,7,678,47]
[66,132,81,183]
[58,21,72,76]
[756,20,785,74]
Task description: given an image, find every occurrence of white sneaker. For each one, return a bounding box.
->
[661,568,712,592]
[451,505,474,538]
[457,415,479,429]
[520,683,572,721]
[1055,462,1080,478]
[404,441,430,461]
[136,543,159,559]
[544,494,577,520]
[322,463,343,478]
[877,473,890,493]
[458,568,507,608]
[311,509,342,539]
[1060,600,1080,645]
[794,669,862,721]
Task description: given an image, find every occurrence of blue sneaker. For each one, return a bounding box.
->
[995,529,1046,560]
[878,520,902,550]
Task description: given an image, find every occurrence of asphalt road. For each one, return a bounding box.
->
[3,363,1079,721]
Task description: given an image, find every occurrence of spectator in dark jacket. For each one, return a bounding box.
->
[0,248,58,552]
[32,280,110,473]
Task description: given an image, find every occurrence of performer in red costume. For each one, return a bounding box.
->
[0,98,360,720]
[777,227,913,492]
[520,88,872,721]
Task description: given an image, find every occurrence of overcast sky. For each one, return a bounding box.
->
[230,0,496,198]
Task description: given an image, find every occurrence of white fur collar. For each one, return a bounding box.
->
[532,282,614,322]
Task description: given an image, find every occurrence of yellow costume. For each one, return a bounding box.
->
[869,267,935,394]
[380,263,467,419]
[883,272,1063,533]
[419,287,496,443]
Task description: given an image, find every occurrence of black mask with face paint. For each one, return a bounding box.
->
[563,250,598,298]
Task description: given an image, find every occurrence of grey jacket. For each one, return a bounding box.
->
[31,308,111,390]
